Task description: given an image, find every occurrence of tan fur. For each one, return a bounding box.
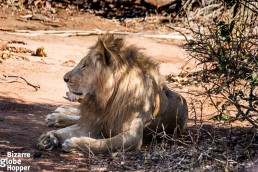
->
[37,34,188,154]
[79,42,164,137]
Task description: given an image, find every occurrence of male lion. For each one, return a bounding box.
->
[37,34,188,154]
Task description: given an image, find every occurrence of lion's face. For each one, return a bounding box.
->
[63,54,97,97]
[64,35,123,107]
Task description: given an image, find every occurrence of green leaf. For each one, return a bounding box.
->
[212,112,224,121]
[239,118,245,122]
[252,72,257,81]
[222,114,229,120]
[188,40,196,47]
[215,101,221,107]
[212,115,220,121]
[244,54,252,59]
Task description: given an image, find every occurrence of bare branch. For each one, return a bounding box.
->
[2,75,40,91]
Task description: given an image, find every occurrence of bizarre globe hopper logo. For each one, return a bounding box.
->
[0,151,31,172]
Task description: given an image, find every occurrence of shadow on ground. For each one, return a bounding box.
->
[0,96,257,171]
[0,97,79,172]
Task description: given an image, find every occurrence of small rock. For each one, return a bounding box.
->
[2,52,10,60]
[34,151,42,158]
[34,47,47,57]
[78,153,84,157]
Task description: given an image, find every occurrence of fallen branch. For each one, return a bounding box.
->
[2,29,192,40]
[1,75,40,91]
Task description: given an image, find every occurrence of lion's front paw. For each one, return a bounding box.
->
[62,138,78,152]
[62,137,97,153]
[37,131,59,151]
[46,113,68,127]
[45,113,59,127]
[46,113,80,127]
[55,105,78,114]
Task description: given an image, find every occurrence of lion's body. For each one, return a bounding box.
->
[38,34,188,154]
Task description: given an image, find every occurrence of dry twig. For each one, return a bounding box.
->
[1,74,40,91]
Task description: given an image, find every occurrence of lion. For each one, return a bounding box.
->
[37,34,188,154]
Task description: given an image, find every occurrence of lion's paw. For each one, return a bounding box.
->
[37,131,58,151]
[55,105,78,114]
[45,113,62,127]
[46,113,80,127]
[62,138,78,152]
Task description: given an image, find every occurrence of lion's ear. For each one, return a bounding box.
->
[99,40,112,66]
[97,34,124,66]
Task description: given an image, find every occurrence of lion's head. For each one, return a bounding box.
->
[64,35,124,106]
[63,54,96,100]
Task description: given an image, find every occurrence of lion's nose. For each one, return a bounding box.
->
[64,77,69,83]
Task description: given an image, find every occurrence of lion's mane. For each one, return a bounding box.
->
[79,34,164,137]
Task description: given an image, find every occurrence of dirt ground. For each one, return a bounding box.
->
[0,4,257,172]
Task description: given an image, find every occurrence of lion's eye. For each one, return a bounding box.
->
[81,64,87,69]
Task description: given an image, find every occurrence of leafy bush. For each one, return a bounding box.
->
[184,1,258,127]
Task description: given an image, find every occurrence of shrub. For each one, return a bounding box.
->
[183,1,258,128]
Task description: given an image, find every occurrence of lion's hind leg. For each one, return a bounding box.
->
[46,105,80,127]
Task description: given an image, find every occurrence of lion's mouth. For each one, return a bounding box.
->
[66,92,84,102]
[72,92,83,96]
